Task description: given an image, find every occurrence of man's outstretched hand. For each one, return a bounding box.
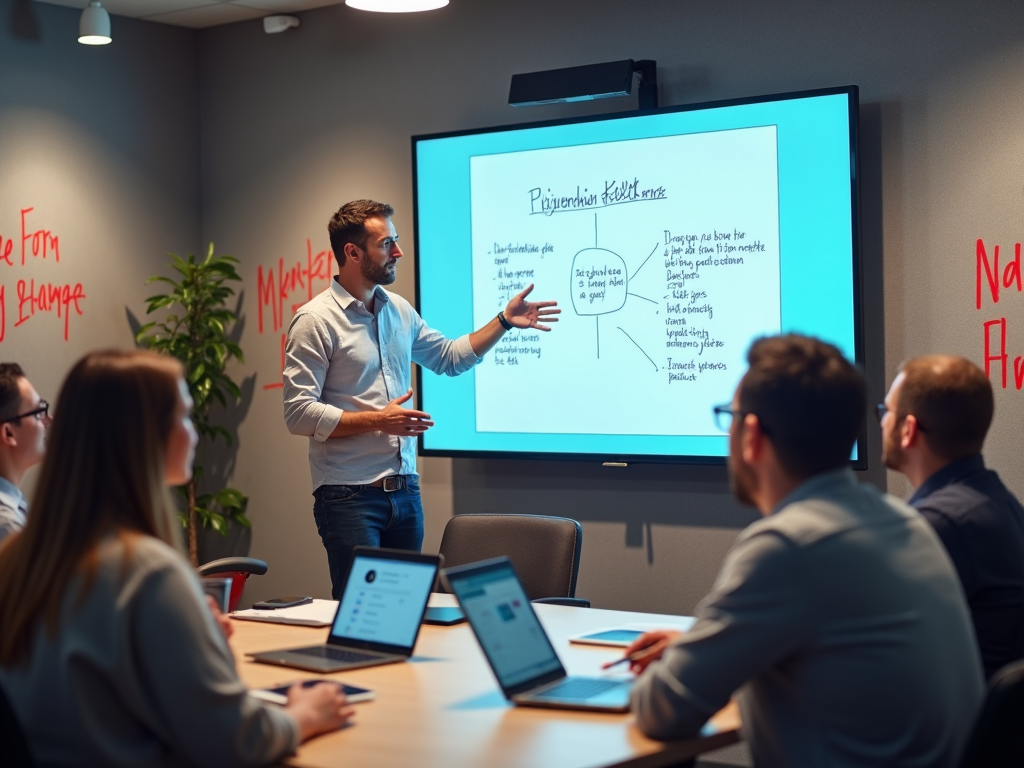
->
[504,284,560,332]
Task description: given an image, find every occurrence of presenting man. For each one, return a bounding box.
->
[284,200,559,598]
[0,363,50,545]
[627,335,983,768]
[881,354,1024,679]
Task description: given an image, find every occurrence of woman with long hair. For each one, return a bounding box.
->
[0,350,351,766]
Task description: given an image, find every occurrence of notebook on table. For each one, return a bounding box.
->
[443,557,632,712]
[249,547,440,673]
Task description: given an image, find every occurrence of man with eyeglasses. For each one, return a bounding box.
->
[283,200,559,598]
[880,354,1024,679]
[626,335,982,768]
[0,363,50,545]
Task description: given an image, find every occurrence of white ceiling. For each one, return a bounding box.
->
[34,0,347,29]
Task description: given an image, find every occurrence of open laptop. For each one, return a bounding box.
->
[443,557,632,712]
[250,547,440,673]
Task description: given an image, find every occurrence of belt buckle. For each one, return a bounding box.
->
[382,476,401,493]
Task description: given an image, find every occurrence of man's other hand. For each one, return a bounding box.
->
[377,389,434,436]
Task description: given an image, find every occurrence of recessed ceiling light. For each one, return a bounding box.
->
[345,0,449,12]
[78,1,111,45]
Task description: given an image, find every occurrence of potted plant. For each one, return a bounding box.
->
[136,243,250,566]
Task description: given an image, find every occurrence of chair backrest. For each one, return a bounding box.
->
[438,514,583,600]
[196,556,268,612]
[959,659,1024,768]
[0,680,35,768]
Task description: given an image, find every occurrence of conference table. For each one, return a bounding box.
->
[230,594,741,768]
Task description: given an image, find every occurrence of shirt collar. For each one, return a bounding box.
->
[0,475,24,513]
[331,276,389,313]
[908,453,985,506]
[770,467,857,516]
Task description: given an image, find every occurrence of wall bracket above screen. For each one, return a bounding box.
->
[508,59,658,110]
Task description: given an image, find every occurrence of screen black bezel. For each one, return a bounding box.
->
[326,546,441,656]
[443,557,568,697]
[411,84,865,468]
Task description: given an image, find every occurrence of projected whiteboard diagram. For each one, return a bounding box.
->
[470,126,782,437]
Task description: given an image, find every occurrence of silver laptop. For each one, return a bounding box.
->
[250,547,440,673]
[443,557,632,712]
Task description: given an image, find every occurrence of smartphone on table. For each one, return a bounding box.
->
[251,596,313,610]
[249,679,375,706]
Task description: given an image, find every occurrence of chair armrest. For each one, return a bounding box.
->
[531,597,591,608]
[197,556,268,577]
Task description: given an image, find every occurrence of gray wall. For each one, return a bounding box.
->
[0,0,200,490]
[199,0,1024,612]
[6,0,1024,617]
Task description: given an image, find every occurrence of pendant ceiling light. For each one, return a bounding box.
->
[78,1,111,45]
[345,0,448,11]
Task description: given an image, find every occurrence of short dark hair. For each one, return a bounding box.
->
[897,355,993,460]
[0,363,26,422]
[327,200,395,268]
[739,335,865,479]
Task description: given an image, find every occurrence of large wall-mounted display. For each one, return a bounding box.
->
[413,85,862,464]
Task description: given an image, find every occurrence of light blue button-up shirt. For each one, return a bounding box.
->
[283,278,480,490]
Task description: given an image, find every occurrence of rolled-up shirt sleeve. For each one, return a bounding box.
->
[631,531,807,741]
[283,311,343,441]
[410,312,481,376]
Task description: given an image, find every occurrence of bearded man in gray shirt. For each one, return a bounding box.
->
[626,335,984,768]
[284,200,559,598]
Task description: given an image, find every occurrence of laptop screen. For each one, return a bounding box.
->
[330,554,437,648]
[448,562,564,689]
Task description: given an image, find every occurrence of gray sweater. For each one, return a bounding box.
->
[0,535,299,767]
[631,470,985,768]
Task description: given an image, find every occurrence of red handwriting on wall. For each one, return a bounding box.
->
[0,208,83,343]
[977,239,1024,390]
[256,239,334,389]
[20,207,60,264]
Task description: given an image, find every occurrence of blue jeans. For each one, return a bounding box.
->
[312,478,424,600]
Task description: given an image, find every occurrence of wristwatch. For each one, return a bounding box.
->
[497,311,513,331]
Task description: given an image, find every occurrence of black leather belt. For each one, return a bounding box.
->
[369,475,407,492]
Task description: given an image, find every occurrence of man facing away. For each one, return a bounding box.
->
[283,200,559,598]
[627,335,984,768]
[881,354,1024,679]
[0,363,50,545]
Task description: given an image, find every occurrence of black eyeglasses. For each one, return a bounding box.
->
[712,405,741,432]
[876,403,927,431]
[2,400,49,424]
[712,404,772,435]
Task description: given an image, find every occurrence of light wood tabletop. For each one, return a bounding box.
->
[230,595,740,768]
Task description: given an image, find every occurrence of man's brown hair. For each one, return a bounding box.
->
[896,355,993,460]
[0,363,26,422]
[739,334,865,479]
[327,200,395,268]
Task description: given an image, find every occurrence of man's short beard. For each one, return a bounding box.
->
[361,258,396,286]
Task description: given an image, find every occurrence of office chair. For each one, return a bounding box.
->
[196,556,268,612]
[438,514,590,607]
[0,680,34,768]
[958,658,1024,767]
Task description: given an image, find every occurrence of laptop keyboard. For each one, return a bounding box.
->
[291,646,381,663]
[540,678,621,699]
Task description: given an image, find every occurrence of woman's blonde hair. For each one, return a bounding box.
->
[0,350,185,664]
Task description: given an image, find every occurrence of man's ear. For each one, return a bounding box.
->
[0,423,16,447]
[740,413,764,465]
[900,414,921,450]
[343,242,362,265]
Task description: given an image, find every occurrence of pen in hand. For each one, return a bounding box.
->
[601,650,646,670]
